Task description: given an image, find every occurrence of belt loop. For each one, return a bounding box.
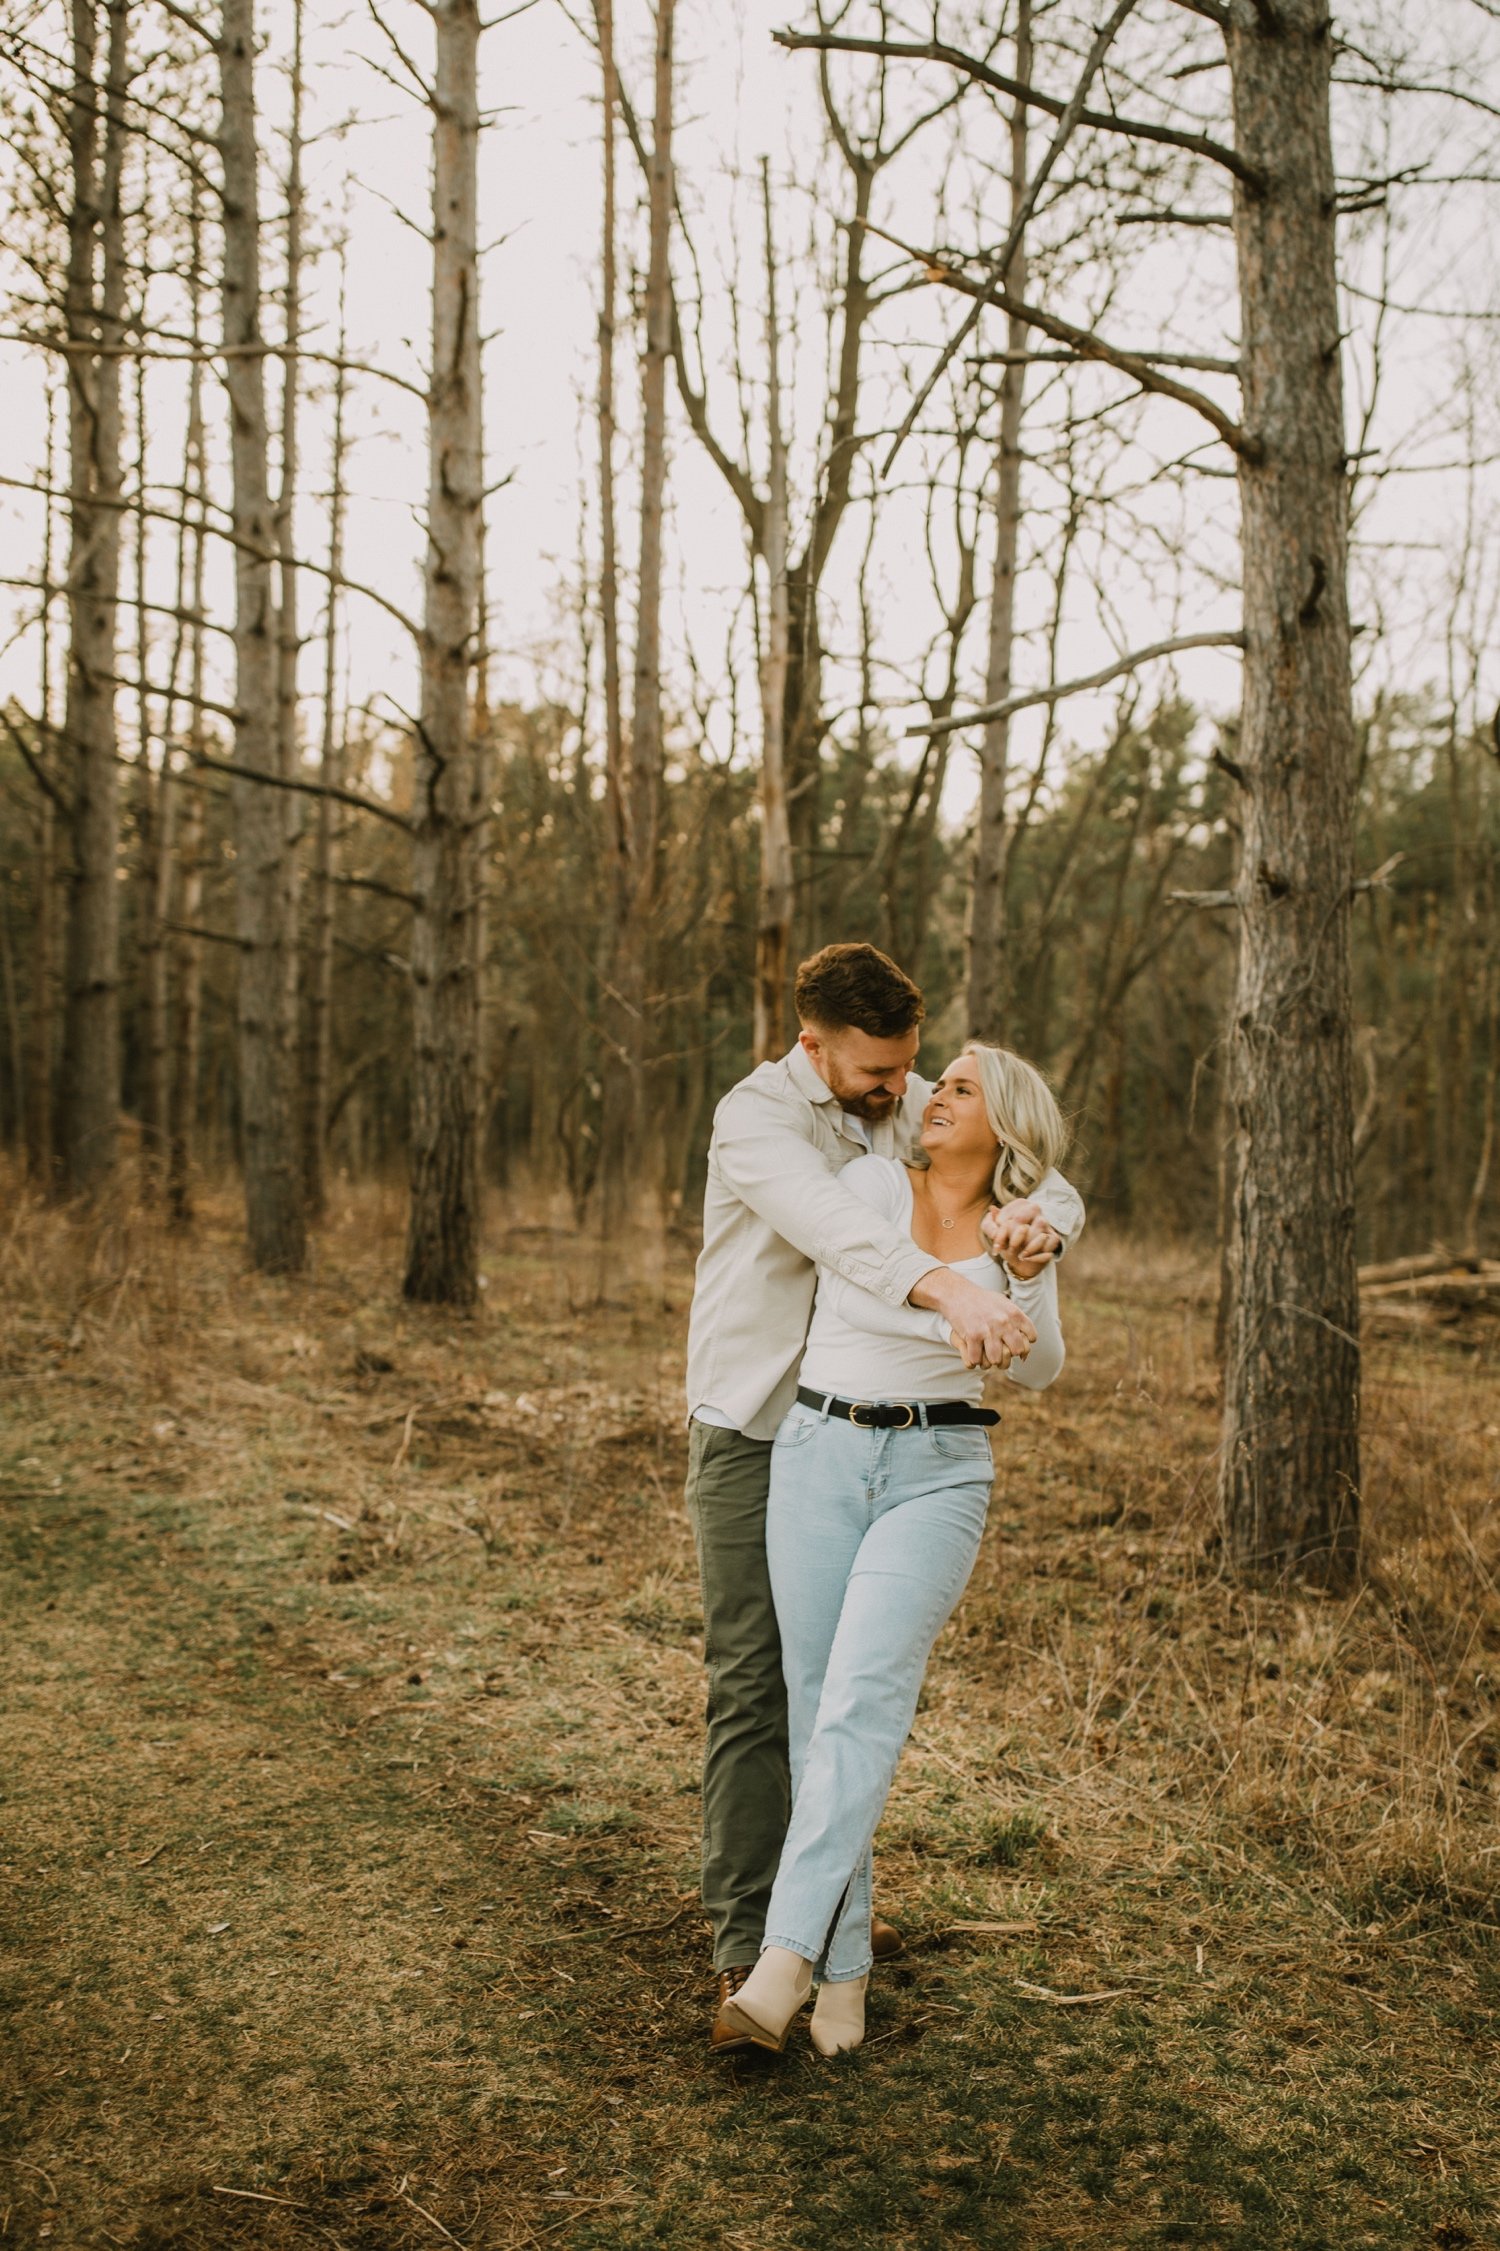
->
[817,1390,832,1423]
[917,1401,929,1429]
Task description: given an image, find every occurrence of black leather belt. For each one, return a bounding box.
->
[795,1386,998,1430]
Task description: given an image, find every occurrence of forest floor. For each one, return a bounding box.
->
[3,1173,1499,2251]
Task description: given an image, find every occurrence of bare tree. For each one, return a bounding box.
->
[964,0,1030,1043]
[592,0,624,822]
[597,0,674,1217]
[26,383,62,1185]
[167,185,211,1229]
[753,156,792,1064]
[403,0,486,1305]
[134,339,173,1195]
[783,0,1362,1581]
[1216,0,1360,1583]
[58,0,128,1196]
[274,0,307,1089]
[219,0,306,1271]
[302,257,349,1223]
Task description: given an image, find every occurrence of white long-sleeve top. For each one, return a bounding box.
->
[798,1155,1065,1407]
[686,1040,1085,1438]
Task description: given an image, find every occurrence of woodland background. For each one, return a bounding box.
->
[0,0,1497,1264]
[3,7,1500,2245]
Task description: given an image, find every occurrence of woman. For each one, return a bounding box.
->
[717,1043,1067,2058]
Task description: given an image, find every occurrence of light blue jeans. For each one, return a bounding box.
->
[761,1398,994,1982]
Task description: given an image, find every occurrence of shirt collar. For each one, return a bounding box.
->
[785,1039,837,1106]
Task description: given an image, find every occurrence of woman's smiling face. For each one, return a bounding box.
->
[920,1054,1000,1164]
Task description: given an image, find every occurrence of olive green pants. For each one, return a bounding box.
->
[684,1418,789,1972]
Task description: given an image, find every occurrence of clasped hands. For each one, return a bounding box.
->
[944,1198,1060,1371]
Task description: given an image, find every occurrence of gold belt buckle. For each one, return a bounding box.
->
[849,1401,875,1427]
[892,1403,916,1429]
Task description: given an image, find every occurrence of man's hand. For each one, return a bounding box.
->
[910,1265,1037,1369]
[982,1198,1061,1281]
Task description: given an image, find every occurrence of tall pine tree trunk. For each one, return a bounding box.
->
[965,0,1030,1043]
[1219,0,1359,1583]
[593,0,623,812]
[59,0,127,1197]
[403,0,484,1305]
[27,389,60,1186]
[220,0,305,1271]
[167,187,208,1228]
[275,0,306,1086]
[753,156,792,1065]
[598,0,673,1220]
[134,345,174,1196]
[302,263,348,1223]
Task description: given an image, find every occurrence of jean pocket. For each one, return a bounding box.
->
[773,1408,818,1447]
[929,1423,995,1463]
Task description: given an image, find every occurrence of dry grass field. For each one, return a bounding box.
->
[2,1170,1497,2251]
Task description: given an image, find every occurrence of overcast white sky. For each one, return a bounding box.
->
[2,0,1498,811]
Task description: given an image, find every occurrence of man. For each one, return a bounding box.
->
[684,943,1084,2050]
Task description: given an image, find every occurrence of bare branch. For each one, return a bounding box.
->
[187,751,414,833]
[770,27,1266,191]
[871,227,1260,459]
[972,347,1240,374]
[1164,0,1231,26]
[881,0,1142,475]
[906,630,1245,741]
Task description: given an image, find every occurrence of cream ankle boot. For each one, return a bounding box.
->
[809,1973,868,2057]
[715,1946,813,2053]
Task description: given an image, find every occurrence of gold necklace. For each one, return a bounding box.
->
[923,1179,991,1231]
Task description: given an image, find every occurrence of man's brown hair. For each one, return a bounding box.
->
[793,943,925,1038]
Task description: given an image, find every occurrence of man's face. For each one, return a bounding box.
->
[799,1024,921,1122]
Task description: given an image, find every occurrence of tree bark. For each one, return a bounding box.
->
[59,0,127,1198]
[26,791,58,1187]
[134,345,174,1196]
[782,154,874,941]
[275,0,306,1067]
[220,0,306,1271]
[593,0,623,811]
[302,260,348,1224]
[27,388,61,1186]
[965,0,1030,1043]
[167,186,208,1228]
[0,878,23,1146]
[1219,0,1360,1584]
[403,0,484,1306]
[753,157,792,1065]
[598,0,674,1221]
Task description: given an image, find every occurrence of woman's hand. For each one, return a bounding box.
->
[949,1325,1010,1370]
[983,1198,1060,1280]
[937,1286,1036,1369]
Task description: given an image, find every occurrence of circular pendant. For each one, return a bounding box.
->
[941,1216,954,1228]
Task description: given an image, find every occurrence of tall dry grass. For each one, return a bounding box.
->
[3,1158,1496,1924]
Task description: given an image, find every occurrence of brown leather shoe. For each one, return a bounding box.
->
[871,1914,905,1961]
[710,1965,757,2054]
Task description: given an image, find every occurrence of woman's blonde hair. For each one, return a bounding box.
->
[961,1043,1069,1203]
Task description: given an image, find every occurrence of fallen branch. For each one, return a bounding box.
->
[1357,1247,1472,1286]
[530,1900,695,1947]
[1014,1980,1137,2005]
[210,2186,306,2208]
[401,2191,463,2246]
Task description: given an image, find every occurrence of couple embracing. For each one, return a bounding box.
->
[683,942,1083,2058]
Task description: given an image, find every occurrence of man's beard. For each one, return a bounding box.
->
[831,1081,902,1123]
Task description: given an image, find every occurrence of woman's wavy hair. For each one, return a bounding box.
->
[914,1042,1069,1203]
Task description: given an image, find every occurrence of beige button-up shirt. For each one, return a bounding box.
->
[685,1041,1085,1441]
